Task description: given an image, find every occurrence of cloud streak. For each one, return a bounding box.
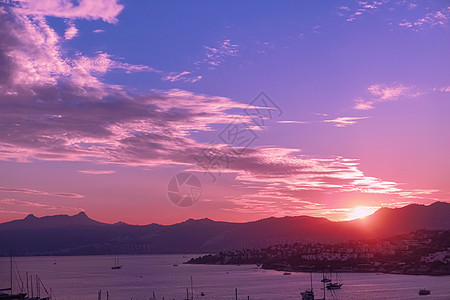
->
[0,187,84,199]
[399,6,450,30]
[354,83,421,110]
[13,0,124,24]
[196,39,239,69]
[324,117,369,127]
[78,170,116,175]
[0,197,82,215]
[64,21,78,40]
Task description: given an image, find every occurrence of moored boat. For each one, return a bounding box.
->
[326,272,343,290]
[419,289,431,295]
[301,272,314,300]
[111,257,123,270]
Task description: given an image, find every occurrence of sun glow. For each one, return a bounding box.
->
[346,206,380,220]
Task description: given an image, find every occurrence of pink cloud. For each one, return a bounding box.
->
[0,186,84,198]
[342,0,388,22]
[64,21,78,40]
[0,198,83,215]
[78,170,116,175]
[162,71,202,83]
[277,120,307,124]
[14,0,124,24]
[399,7,450,30]
[196,39,239,69]
[354,83,422,110]
[324,116,369,127]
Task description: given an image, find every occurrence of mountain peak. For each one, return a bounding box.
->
[74,211,88,218]
[24,214,37,220]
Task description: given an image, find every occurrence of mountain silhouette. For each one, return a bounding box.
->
[0,202,448,256]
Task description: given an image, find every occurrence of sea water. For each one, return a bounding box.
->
[0,255,449,300]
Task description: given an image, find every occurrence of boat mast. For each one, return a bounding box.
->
[322,271,326,300]
[10,257,12,295]
[36,275,40,298]
[30,275,33,298]
[190,276,193,300]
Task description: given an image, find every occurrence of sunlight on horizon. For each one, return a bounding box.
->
[345,206,380,221]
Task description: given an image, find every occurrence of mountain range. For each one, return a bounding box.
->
[0,202,449,256]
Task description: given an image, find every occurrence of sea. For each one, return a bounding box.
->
[0,255,449,300]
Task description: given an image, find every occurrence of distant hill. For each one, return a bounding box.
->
[349,201,450,236]
[0,202,448,256]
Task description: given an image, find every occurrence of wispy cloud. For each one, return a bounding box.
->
[324,117,369,127]
[342,0,388,22]
[162,71,202,83]
[0,198,82,214]
[73,52,158,74]
[78,170,116,175]
[64,21,78,40]
[354,83,421,110]
[13,0,124,24]
[0,187,84,199]
[399,6,450,30]
[277,120,307,124]
[203,147,438,219]
[433,86,450,93]
[196,39,239,69]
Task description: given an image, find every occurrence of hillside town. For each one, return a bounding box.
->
[187,230,450,275]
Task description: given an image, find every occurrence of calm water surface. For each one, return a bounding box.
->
[0,255,449,300]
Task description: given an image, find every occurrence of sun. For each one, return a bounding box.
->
[346,206,380,220]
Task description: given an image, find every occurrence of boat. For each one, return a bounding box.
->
[326,282,342,290]
[300,272,314,300]
[111,257,123,270]
[316,271,328,300]
[320,271,331,283]
[0,292,28,300]
[300,289,314,300]
[326,273,343,290]
[419,289,431,295]
[284,272,292,275]
[1,258,52,300]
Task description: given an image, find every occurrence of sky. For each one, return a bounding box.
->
[0,0,449,225]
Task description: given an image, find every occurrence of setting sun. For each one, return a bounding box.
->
[346,206,380,220]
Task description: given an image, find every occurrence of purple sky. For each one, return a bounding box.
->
[0,0,449,224]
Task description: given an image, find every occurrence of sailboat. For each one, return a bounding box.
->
[320,271,331,283]
[326,273,343,290]
[111,257,123,270]
[184,276,205,300]
[1,258,52,300]
[315,272,326,300]
[300,272,314,300]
